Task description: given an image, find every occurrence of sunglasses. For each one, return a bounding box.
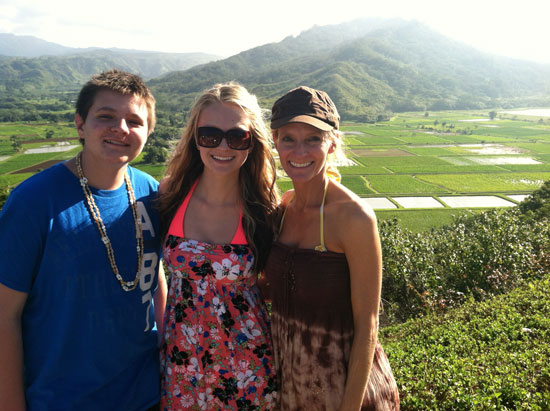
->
[196,127,252,150]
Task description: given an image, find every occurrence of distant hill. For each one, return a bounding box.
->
[2,20,550,122]
[0,33,221,93]
[0,33,75,57]
[149,19,550,121]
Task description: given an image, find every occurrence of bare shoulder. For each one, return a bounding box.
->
[327,182,377,229]
[280,189,295,208]
[158,177,169,195]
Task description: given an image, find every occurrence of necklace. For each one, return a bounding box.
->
[76,152,143,291]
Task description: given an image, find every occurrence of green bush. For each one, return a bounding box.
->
[380,182,550,324]
[381,275,550,410]
[520,179,550,221]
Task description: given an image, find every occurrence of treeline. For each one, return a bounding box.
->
[379,181,550,325]
[0,96,75,122]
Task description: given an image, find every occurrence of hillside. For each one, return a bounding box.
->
[2,19,550,121]
[0,33,75,57]
[380,273,550,409]
[149,19,550,122]
[0,35,221,94]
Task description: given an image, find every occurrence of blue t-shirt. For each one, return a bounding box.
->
[0,162,162,411]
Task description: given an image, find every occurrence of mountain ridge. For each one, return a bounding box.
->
[2,20,550,122]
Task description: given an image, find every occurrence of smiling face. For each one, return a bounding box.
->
[75,89,149,170]
[196,101,252,178]
[274,122,335,184]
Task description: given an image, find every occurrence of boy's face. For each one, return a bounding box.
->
[75,89,149,168]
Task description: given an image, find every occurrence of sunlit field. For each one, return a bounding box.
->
[1,109,549,231]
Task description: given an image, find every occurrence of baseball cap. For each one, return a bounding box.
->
[270,86,340,131]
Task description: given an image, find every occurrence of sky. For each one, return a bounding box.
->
[1,0,550,64]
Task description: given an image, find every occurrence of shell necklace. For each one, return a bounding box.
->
[76,152,143,291]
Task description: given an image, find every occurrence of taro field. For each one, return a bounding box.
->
[336,109,550,230]
[2,109,550,231]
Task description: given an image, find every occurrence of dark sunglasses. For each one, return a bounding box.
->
[196,127,252,150]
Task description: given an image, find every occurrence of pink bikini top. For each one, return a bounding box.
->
[167,179,248,245]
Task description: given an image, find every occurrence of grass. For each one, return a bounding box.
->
[340,176,376,194]
[350,136,404,145]
[397,134,454,144]
[276,179,293,193]
[0,122,77,139]
[0,152,69,174]
[375,208,481,232]
[401,147,456,156]
[356,155,451,168]
[516,142,550,154]
[0,173,32,188]
[132,162,166,181]
[418,172,550,193]
[366,175,448,194]
[388,164,502,174]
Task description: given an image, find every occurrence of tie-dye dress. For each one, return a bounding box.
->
[160,182,277,410]
[261,242,399,411]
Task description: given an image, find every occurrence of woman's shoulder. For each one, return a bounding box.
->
[280,189,295,207]
[327,182,376,224]
[158,176,169,195]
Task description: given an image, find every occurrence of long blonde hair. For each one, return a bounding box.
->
[158,82,279,270]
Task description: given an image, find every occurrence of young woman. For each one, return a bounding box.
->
[157,83,279,410]
[261,86,399,410]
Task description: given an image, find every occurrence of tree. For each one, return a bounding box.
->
[11,140,22,152]
[143,146,168,164]
[519,179,550,220]
[45,130,54,139]
[488,111,497,120]
[0,186,11,210]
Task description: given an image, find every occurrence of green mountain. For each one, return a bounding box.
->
[3,20,550,121]
[0,33,75,57]
[149,19,550,122]
[0,40,221,94]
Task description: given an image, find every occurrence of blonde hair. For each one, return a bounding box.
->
[158,82,279,270]
[325,129,343,183]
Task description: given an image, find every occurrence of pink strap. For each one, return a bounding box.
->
[167,179,247,245]
[167,180,199,238]
[231,210,247,245]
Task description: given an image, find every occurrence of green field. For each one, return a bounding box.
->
[2,109,550,232]
[376,208,484,232]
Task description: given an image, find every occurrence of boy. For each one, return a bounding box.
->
[0,70,166,410]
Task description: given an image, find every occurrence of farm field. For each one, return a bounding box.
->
[1,109,550,231]
[337,109,550,226]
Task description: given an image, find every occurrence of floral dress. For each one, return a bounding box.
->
[160,186,277,410]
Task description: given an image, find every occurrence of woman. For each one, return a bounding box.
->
[157,82,279,410]
[261,86,399,410]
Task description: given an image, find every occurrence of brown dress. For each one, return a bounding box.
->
[261,241,400,411]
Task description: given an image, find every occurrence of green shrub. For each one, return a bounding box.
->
[380,183,550,324]
[381,275,550,410]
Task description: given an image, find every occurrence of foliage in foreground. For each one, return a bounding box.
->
[380,274,550,410]
[378,181,550,324]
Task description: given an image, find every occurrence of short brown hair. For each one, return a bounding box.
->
[75,69,156,134]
